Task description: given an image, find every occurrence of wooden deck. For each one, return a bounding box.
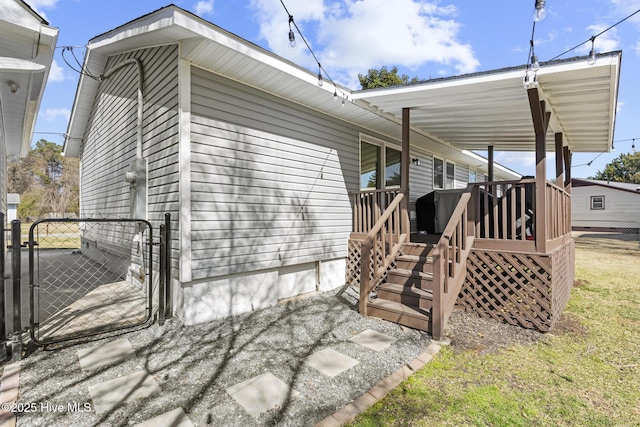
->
[349,182,575,339]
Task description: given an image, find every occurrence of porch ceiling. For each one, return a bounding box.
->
[352,52,621,153]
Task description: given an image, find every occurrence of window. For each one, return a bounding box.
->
[433,157,456,189]
[360,139,401,190]
[445,161,455,189]
[469,169,477,183]
[434,158,444,189]
[591,195,605,210]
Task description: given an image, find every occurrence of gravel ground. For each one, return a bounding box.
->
[14,286,432,427]
[12,286,548,427]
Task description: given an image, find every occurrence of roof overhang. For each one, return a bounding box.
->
[64,5,523,180]
[0,0,58,158]
[352,52,621,154]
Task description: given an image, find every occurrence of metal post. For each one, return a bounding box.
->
[10,220,22,361]
[11,220,21,333]
[164,213,172,318]
[158,224,165,326]
[0,213,5,354]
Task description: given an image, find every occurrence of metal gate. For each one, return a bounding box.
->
[28,218,155,346]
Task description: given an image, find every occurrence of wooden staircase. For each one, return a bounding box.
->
[366,242,435,332]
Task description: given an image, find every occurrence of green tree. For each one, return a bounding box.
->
[590,151,640,183]
[8,139,80,220]
[358,66,419,90]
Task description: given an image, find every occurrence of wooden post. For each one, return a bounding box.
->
[555,133,564,187]
[487,145,494,182]
[527,88,550,254]
[401,108,411,233]
[563,146,572,193]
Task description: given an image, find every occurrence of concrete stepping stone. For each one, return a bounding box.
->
[349,329,397,352]
[134,407,194,427]
[88,370,160,414]
[303,348,359,378]
[226,372,300,417]
[77,338,135,371]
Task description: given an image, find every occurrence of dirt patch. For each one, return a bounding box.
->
[444,308,542,354]
[551,312,589,336]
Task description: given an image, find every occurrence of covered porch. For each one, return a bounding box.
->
[347,52,621,339]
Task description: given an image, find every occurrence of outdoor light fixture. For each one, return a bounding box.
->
[9,81,19,93]
[412,158,421,166]
[588,36,597,65]
[333,89,338,101]
[341,95,346,107]
[317,63,323,87]
[523,67,538,89]
[632,139,636,151]
[533,0,547,22]
[288,15,296,49]
[531,54,540,71]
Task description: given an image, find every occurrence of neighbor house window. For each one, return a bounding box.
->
[360,139,401,190]
[591,195,605,210]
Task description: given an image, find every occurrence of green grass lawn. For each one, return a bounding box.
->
[351,234,640,426]
[7,221,81,249]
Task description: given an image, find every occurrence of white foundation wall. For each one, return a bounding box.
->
[177,257,346,325]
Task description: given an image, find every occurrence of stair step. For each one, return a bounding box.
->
[395,254,433,273]
[386,268,433,288]
[401,243,435,256]
[366,299,431,332]
[376,282,433,310]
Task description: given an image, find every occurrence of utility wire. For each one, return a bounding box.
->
[278,0,350,101]
[549,8,640,61]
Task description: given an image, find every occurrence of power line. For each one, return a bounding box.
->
[549,8,640,61]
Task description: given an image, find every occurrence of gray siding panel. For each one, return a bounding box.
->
[79,45,180,272]
[190,67,359,279]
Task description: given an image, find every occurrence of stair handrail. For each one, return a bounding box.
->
[359,192,409,316]
[431,189,475,339]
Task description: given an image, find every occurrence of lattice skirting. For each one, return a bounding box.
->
[459,240,575,332]
[346,238,396,289]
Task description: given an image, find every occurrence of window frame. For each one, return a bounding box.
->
[590,195,605,210]
[433,156,456,189]
[359,136,402,191]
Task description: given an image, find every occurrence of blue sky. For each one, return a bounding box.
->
[27,0,640,178]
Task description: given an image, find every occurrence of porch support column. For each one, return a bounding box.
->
[563,146,572,193]
[401,108,411,233]
[528,88,550,253]
[487,145,494,182]
[555,133,564,187]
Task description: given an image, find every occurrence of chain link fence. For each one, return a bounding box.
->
[29,219,154,346]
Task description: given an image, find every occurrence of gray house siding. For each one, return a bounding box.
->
[572,184,640,230]
[79,45,180,274]
[183,66,363,322]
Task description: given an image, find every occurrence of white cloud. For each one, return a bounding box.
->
[194,1,214,16]
[250,0,479,87]
[25,0,58,19]
[47,60,64,83]
[43,108,70,122]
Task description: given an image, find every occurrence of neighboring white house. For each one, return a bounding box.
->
[572,178,640,231]
[0,0,58,221]
[7,193,19,223]
[64,5,521,325]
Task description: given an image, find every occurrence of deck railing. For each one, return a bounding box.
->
[431,190,474,339]
[468,179,571,251]
[352,189,403,234]
[358,192,409,315]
